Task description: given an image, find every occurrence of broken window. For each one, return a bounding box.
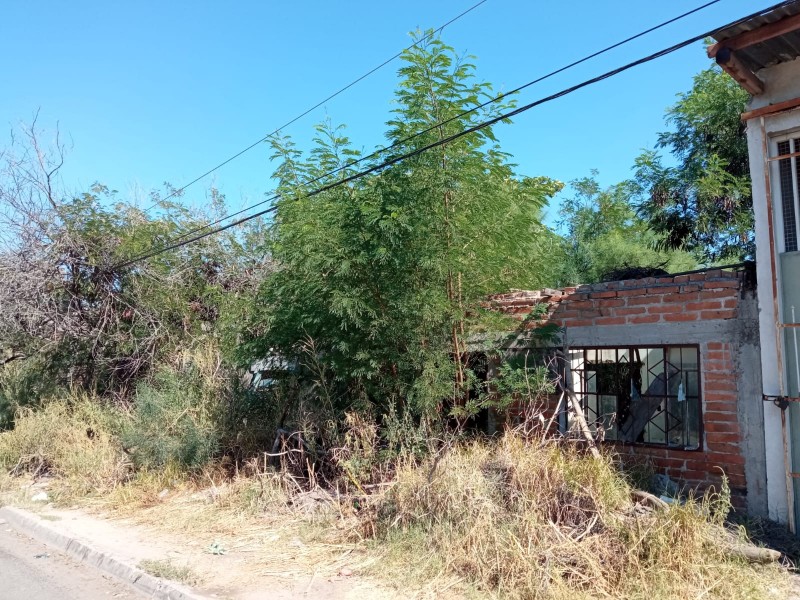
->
[569,346,701,450]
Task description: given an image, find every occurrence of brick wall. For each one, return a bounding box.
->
[485,268,758,513]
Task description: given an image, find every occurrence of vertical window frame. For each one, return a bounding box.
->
[771,132,800,253]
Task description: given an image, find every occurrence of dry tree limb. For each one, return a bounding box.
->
[631,489,669,510]
[554,378,601,459]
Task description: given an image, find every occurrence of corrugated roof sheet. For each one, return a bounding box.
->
[712,1,800,72]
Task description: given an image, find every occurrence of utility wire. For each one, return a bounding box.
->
[139,0,490,213]
[142,0,723,251]
[116,0,794,270]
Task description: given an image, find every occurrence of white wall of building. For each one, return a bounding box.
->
[745,57,800,523]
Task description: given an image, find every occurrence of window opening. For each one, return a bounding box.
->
[569,346,701,450]
[773,135,800,253]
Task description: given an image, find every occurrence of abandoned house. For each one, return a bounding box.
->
[481,1,800,527]
[485,266,764,516]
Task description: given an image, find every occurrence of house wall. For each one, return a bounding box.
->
[744,57,800,524]
[486,268,767,516]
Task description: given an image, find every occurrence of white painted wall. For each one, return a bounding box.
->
[745,59,800,523]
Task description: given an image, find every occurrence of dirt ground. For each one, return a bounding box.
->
[0,478,446,599]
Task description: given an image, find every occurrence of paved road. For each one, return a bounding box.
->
[0,524,142,599]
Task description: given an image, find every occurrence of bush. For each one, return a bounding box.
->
[0,357,61,429]
[122,370,220,471]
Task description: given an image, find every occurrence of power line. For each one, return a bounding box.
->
[139,0,724,251]
[116,0,794,269]
[139,0,490,214]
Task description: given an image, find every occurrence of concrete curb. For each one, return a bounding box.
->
[0,506,210,600]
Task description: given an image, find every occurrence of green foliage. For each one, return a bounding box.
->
[122,370,220,471]
[247,34,561,417]
[556,174,697,284]
[634,65,752,261]
[0,357,61,429]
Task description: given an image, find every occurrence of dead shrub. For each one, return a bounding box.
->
[364,432,789,599]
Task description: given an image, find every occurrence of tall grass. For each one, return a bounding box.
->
[365,433,788,600]
[0,394,129,496]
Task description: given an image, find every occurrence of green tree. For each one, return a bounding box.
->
[556,174,696,285]
[246,35,561,417]
[634,65,752,261]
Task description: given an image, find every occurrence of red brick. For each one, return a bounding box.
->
[686,301,723,311]
[700,309,737,320]
[617,288,646,297]
[703,382,737,393]
[703,421,740,433]
[567,319,595,327]
[664,313,699,322]
[616,307,647,316]
[662,292,700,303]
[569,300,596,310]
[590,291,618,299]
[673,275,690,283]
[722,298,738,309]
[705,411,739,423]
[707,342,724,350]
[628,315,662,324]
[594,317,627,325]
[702,280,740,289]
[648,305,684,314]
[704,400,737,411]
[699,290,728,300]
[627,296,662,306]
[704,360,734,372]
[689,273,706,281]
[646,457,687,470]
[598,299,626,309]
[704,372,736,382]
[647,285,680,294]
[706,432,742,445]
[706,452,746,466]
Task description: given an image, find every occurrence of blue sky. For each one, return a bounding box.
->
[0,1,770,226]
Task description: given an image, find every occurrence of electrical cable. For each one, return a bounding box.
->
[142,0,724,250]
[115,0,795,269]
[138,0,490,213]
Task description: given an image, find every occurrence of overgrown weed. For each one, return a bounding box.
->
[139,559,201,586]
[0,393,129,498]
[361,432,791,600]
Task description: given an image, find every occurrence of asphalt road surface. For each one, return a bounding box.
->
[0,525,142,600]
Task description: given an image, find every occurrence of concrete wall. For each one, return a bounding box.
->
[486,268,767,516]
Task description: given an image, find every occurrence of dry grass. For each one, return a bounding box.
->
[0,396,129,498]
[358,434,794,600]
[139,559,200,586]
[0,402,795,600]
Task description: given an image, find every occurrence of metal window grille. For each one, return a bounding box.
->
[568,346,701,450]
[778,139,799,252]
